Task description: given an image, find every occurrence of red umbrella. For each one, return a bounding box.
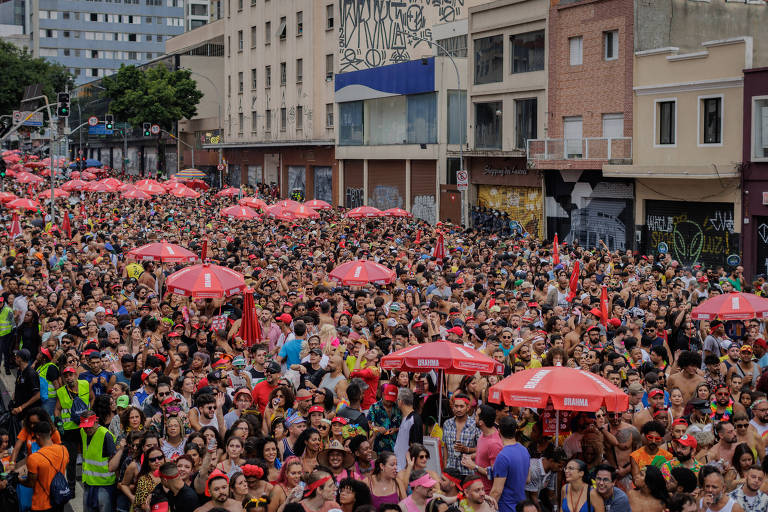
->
[220,205,260,220]
[329,260,396,285]
[170,186,201,199]
[0,192,17,203]
[137,182,166,195]
[16,172,44,184]
[382,208,413,218]
[26,161,46,169]
[216,187,240,197]
[62,179,88,192]
[182,179,209,190]
[285,204,320,219]
[9,212,21,238]
[488,366,628,412]
[304,199,332,210]
[165,263,246,298]
[237,288,262,347]
[69,171,81,179]
[566,260,580,302]
[122,189,151,200]
[240,197,267,210]
[381,340,502,375]
[101,177,123,189]
[265,204,296,221]
[127,241,198,263]
[37,188,69,202]
[135,179,162,188]
[277,199,301,208]
[553,233,560,265]
[433,232,445,263]
[7,198,41,211]
[346,206,382,218]
[692,291,768,321]
[87,181,118,193]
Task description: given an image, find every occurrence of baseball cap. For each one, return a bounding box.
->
[63,366,77,374]
[13,348,31,362]
[266,361,281,374]
[276,313,293,324]
[116,396,130,409]
[447,327,464,336]
[331,416,348,425]
[207,370,223,381]
[648,388,664,398]
[383,384,398,402]
[141,368,156,382]
[161,396,181,406]
[234,388,253,401]
[232,355,246,367]
[675,434,697,449]
[79,411,98,428]
[308,405,325,415]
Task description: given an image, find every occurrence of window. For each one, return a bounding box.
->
[128,33,137,41]
[265,21,270,44]
[237,30,243,51]
[251,68,257,89]
[63,12,70,19]
[90,13,97,21]
[515,98,537,150]
[128,51,137,60]
[280,62,286,85]
[238,112,243,133]
[474,35,503,85]
[265,65,271,88]
[339,102,362,144]
[475,102,502,149]
[657,100,676,145]
[604,30,618,61]
[701,96,722,144]
[296,106,303,130]
[448,90,467,145]
[227,35,230,56]
[280,107,287,131]
[753,97,768,160]
[228,75,231,96]
[45,29,53,38]
[63,48,70,56]
[191,4,206,15]
[278,16,286,39]
[265,109,271,131]
[447,158,460,185]
[437,35,467,58]
[238,72,243,93]
[251,111,258,134]
[91,68,99,77]
[326,103,334,128]
[145,16,152,23]
[296,58,303,83]
[63,31,70,38]
[602,113,624,139]
[563,116,583,157]
[296,11,302,36]
[250,26,257,47]
[325,54,333,80]
[569,36,583,66]
[326,4,333,29]
[237,0,242,10]
[407,93,437,144]
[91,50,99,58]
[510,30,545,73]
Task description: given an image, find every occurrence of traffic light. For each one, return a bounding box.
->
[105,114,113,130]
[0,159,6,178]
[57,92,70,117]
[143,122,151,136]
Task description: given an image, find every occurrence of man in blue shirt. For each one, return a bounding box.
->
[595,464,631,512]
[491,416,530,512]
[79,351,116,396]
[277,319,306,368]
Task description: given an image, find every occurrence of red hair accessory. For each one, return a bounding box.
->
[303,475,332,497]
[442,472,462,491]
[205,470,229,497]
[241,464,264,479]
[453,396,471,405]
[461,476,483,490]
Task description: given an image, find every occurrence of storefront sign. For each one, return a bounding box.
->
[762,192,768,205]
[482,165,528,176]
[470,157,538,186]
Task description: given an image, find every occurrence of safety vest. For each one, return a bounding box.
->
[81,426,116,486]
[37,362,58,399]
[56,380,90,430]
[0,307,12,337]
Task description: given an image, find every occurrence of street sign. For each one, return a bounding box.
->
[658,242,668,254]
[150,124,160,135]
[457,170,468,191]
[88,116,99,127]
[13,111,43,127]
[217,164,225,171]
[12,111,21,123]
[88,125,113,135]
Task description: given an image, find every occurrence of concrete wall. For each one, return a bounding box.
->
[636,0,768,67]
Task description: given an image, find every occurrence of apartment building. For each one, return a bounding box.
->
[37,0,184,84]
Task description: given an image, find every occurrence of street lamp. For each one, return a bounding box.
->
[403,33,467,228]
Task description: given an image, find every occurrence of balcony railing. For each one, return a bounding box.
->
[526,137,632,162]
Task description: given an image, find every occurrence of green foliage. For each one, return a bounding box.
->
[101,65,203,129]
[0,41,72,115]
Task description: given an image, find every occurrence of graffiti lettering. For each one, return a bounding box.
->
[369,185,404,210]
[412,194,436,225]
[646,215,673,233]
[346,187,364,209]
[709,210,734,233]
[759,223,768,244]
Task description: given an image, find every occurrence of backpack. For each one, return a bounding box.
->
[68,387,88,427]
[37,447,74,506]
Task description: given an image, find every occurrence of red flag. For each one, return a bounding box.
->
[553,233,560,265]
[9,212,21,239]
[61,211,71,239]
[26,184,34,197]
[600,284,609,326]
[415,230,422,245]
[339,237,346,249]
[566,260,580,302]
[79,203,86,218]
[433,232,445,263]
[201,239,208,261]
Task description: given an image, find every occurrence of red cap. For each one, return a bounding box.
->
[648,388,664,398]
[161,396,181,406]
[756,338,768,350]
[675,434,697,449]
[589,308,603,318]
[447,327,464,336]
[308,405,325,415]
[527,302,539,308]
[141,368,155,382]
[608,318,622,328]
[204,470,229,497]
[79,413,98,428]
[276,313,293,324]
[331,416,348,425]
[383,384,398,402]
[697,276,708,283]
[63,366,76,374]
[671,418,689,427]
[168,331,181,337]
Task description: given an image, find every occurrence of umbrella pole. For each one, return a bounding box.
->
[438,370,443,426]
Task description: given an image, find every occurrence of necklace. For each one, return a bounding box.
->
[710,398,733,421]
[568,484,586,512]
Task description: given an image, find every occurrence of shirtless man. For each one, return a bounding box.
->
[628,466,667,512]
[733,414,764,458]
[194,472,241,512]
[633,388,666,430]
[698,421,738,468]
[460,476,496,512]
[605,410,639,489]
[666,351,705,403]
[710,385,747,422]
[700,470,744,512]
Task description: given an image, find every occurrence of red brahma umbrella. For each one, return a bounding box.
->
[329,260,395,285]
[37,189,69,202]
[240,197,267,210]
[122,189,151,200]
[285,204,320,219]
[0,192,17,203]
[62,179,88,192]
[382,208,413,218]
[128,241,198,263]
[170,186,201,199]
[346,206,382,218]
[165,263,246,298]
[7,198,41,211]
[220,205,260,220]
[692,292,768,321]
[304,199,332,210]
[216,187,240,197]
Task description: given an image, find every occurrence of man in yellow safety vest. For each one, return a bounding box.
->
[54,366,93,491]
[0,295,15,375]
[80,411,125,512]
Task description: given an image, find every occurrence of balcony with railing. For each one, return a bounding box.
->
[526,137,632,169]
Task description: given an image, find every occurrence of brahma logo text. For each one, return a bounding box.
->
[417,359,438,366]
[563,398,589,407]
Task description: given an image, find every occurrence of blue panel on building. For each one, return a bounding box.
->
[335,57,435,102]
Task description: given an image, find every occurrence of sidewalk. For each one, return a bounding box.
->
[0,371,83,512]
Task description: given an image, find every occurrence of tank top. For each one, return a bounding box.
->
[192,407,220,430]
[282,438,295,458]
[368,476,400,510]
[561,484,594,512]
[698,497,735,512]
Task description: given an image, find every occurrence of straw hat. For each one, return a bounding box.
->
[317,440,355,468]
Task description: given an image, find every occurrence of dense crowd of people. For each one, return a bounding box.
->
[1,162,768,512]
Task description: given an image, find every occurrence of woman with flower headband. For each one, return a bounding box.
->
[267,456,303,512]
[242,462,273,499]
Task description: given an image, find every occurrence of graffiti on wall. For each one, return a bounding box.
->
[339,0,466,71]
[346,187,364,208]
[368,185,404,210]
[314,167,333,203]
[644,200,738,267]
[545,172,634,252]
[412,194,436,225]
[477,185,543,238]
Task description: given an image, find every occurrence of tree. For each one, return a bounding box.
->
[101,64,203,175]
[0,41,72,116]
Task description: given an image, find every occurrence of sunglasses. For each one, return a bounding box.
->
[735,423,749,428]
[645,434,663,443]
[149,455,165,462]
